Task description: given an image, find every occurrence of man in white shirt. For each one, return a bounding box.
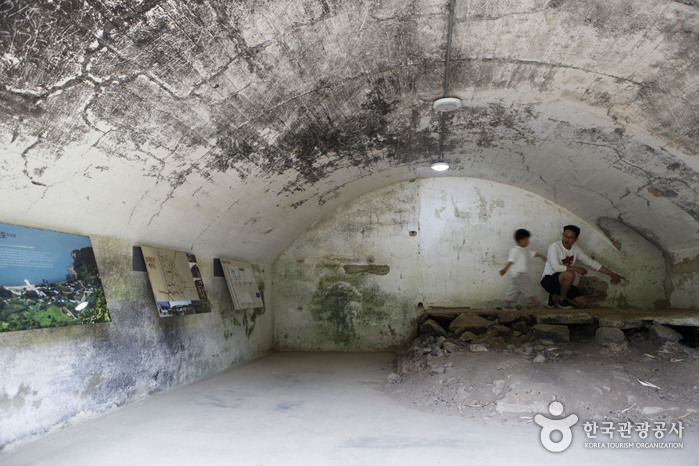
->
[540,225,625,309]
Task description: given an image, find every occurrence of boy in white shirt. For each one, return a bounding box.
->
[540,225,625,309]
[499,229,546,309]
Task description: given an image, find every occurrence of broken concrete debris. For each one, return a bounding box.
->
[650,324,683,342]
[595,327,627,345]
[387,309,699,433]
[449,313,495,336]
[420,319,448,338]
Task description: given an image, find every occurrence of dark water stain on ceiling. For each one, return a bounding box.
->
[0,0,696,261]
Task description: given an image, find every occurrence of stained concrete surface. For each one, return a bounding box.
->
[2,1,698,266]
[1,352,697,466]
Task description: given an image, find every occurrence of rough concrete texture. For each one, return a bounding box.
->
[0,0,696,274]
[450,313,495,335]
[595,327,627,346]
[274,177,668,351]
[0,237,273,450]
[650,323,683,342]
[0,0,698,452]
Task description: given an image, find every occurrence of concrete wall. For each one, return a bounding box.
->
[273,177,670,351]
[0,236,273,450]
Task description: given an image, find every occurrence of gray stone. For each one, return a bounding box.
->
[445,377,460,387]
[493,379,506,395]
[387,373,402,384]
[443,341,460,353]
[489,324,513,339]
[536,311,594,325]
[649,324,682,342]
[597,316,644,329]
[533,354,547,363]
[459,331,477,342]
[420,319,447,338]
[449,314,495,335]
[429,366,445,375]
[595,327,627,346]
[532,324,570,345]
[469,343,489,352]
[494,311,524,325]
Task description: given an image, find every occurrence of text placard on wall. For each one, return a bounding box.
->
[140,245,210,317]
[220,258,263,310]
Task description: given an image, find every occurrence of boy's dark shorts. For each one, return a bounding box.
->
[540,273,583,299]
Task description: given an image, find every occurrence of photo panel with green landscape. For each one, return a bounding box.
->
[0,222,110,332]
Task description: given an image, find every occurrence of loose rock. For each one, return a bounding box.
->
[443,341,461,353]
[449,314,495,336]
[420,319,448,338]
[595,327,627,346]
[469,343,489,352]
[649,324,682,342]
[445,377,460,387]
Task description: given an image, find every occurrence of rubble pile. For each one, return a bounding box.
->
[385,310,699,432]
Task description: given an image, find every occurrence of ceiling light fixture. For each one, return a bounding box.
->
[433,97,461,112]
[431,0,459,172]
[430,157,450,172]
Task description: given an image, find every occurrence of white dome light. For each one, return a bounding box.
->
[433,97,461,112]
[430,160,450,171]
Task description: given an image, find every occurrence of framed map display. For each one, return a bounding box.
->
[219,258,263,310]
[140,246,211,317]
[0,222,110,332]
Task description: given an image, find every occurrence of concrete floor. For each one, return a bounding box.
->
[2,352,697,466]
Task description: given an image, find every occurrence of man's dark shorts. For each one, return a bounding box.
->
[540,273,583,299]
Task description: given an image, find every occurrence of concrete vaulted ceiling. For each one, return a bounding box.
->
[1,0,697,263]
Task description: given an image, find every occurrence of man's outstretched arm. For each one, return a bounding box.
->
[599,266,625,284]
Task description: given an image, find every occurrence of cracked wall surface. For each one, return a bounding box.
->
[0,0,696,266]
[0,237,273,450]
[274,178,668,350]
[0,0,697,449]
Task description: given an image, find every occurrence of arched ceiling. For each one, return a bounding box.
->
[1,0,697,263]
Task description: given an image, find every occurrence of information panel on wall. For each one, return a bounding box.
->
[140,245,211,317]
[219,258,263,310]
[0,222,111,332]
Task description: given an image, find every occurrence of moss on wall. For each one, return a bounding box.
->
[308,270,397,346]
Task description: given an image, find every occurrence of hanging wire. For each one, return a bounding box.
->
[437,0,457,160]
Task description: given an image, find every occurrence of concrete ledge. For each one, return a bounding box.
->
[422,307,699,330]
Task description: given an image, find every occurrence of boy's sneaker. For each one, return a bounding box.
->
[556,299,574,309]
[499,302,515,310]
[546,294,555,308]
